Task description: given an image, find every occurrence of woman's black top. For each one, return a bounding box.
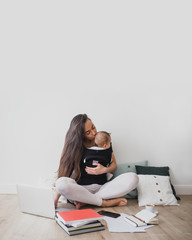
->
[77,145,113,185]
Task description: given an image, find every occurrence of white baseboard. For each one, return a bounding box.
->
[0,184,17,194]
[174,185,192,195]
[0,184,192,195]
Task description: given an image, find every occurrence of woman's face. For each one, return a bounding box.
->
[84,119,97,141]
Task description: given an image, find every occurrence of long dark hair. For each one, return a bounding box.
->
[57,114,89,180]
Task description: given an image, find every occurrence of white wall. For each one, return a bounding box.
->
[0,1,192,194]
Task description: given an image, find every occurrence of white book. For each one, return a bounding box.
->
[124,209,157,227]
[135,209,157,223]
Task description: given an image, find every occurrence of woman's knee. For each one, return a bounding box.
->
[130,172,139,188]
[118,172,139,187]
[56,177,75,195]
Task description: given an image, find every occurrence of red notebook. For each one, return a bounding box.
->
[56,209,103,224]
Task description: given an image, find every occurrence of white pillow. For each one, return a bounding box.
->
[137,175,179,206]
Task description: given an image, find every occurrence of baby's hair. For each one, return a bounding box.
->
[95,131,111,147]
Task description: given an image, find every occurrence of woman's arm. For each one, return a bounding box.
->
[54,189,61,208]
[85,152,117,175]
[105,152,117,172]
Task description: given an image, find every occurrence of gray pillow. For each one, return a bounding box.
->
[113,160,148,198]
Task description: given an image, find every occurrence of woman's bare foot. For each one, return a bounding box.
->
[74,201,87,209]
[101,198,128,207]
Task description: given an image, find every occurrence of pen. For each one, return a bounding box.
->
[132,215,145,223]
[124,217,138,227]
[131,215,155,225]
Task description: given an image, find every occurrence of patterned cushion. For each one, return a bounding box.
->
[135,165,180,200]
[137,175,179,206]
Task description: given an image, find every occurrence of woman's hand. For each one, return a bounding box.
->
[85,153,117,175]
[85,163,107,175]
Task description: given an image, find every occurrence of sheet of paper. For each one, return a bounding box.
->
[104,213,153,233]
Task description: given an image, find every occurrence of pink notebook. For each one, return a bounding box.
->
[57,209,103,224]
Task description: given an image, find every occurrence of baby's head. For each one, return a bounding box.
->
[95,131,111,149]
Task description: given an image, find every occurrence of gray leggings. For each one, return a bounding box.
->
[56,172,139,206]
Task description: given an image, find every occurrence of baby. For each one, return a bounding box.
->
[95,131,111,149]
[85,131,113,181]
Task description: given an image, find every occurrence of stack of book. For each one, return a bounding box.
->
[55,209,105,236]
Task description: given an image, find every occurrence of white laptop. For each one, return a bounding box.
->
[17,184,66,219]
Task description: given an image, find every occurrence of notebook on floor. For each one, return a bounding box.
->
[17,184,68,219]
